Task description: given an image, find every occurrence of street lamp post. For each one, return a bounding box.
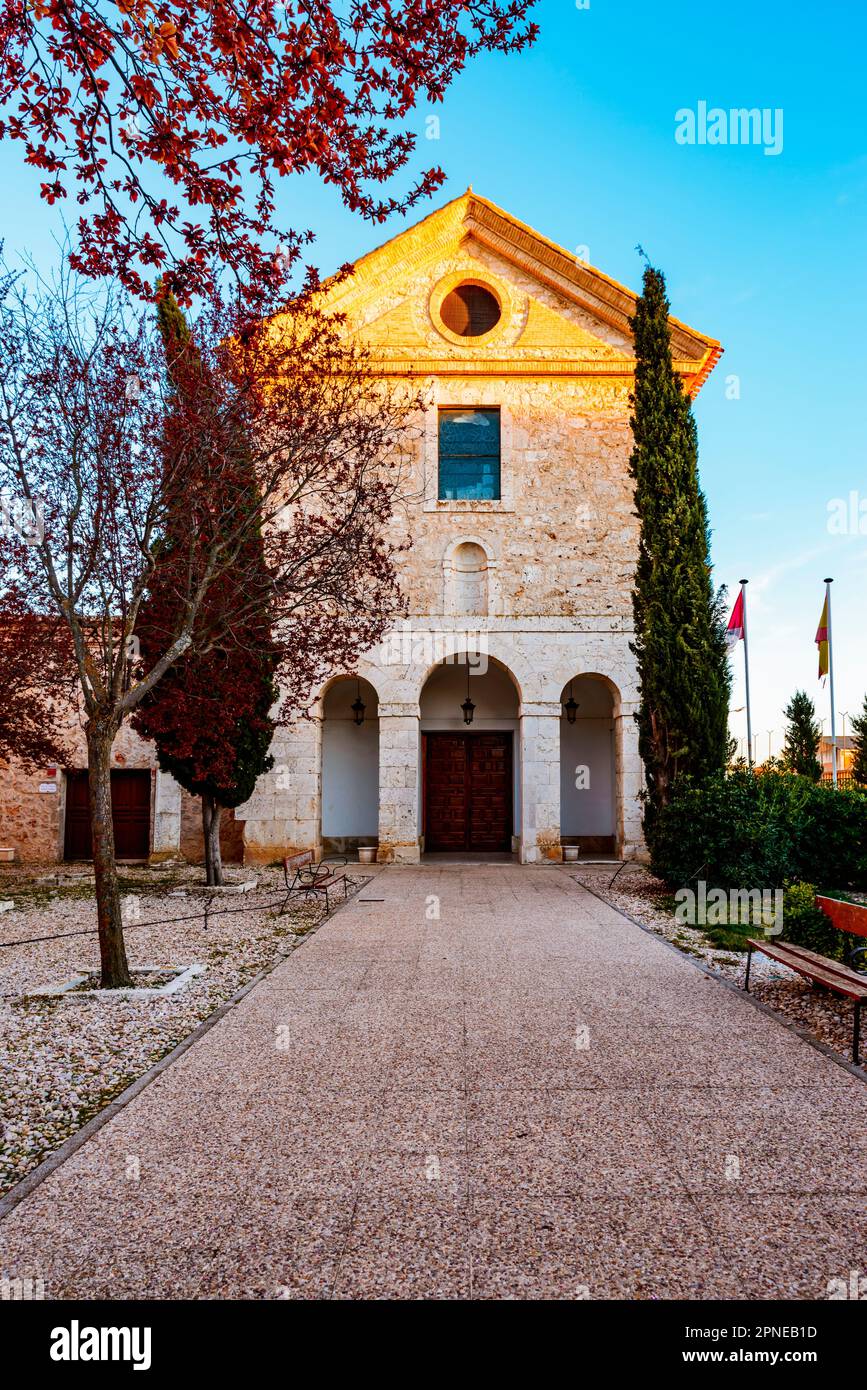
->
[732,709,744,761]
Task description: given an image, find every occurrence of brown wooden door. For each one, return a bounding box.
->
[112,771,152,859]
[63,771,92,860]
[64,769,151,860]
[425,733,512,853]
[468,734,512,851]
[425,734,468,851]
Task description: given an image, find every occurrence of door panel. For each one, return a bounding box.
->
[111,771,152,859]
[63,771,92,860]
[63,769,151,860]
[468,735,512,852]
[425,733,512,853]
[425,735,468,851]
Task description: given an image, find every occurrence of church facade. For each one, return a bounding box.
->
[0,191,720,866]
[236,191,721,864]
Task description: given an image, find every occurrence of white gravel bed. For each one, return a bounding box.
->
[571,863,863,1070]
[0,864,338,1195]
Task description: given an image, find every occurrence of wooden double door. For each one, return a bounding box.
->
[64,769,152,861]
[424,732,513,853]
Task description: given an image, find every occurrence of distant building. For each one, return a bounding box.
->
[819,734,857,778]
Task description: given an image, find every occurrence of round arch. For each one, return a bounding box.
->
[441,535,499,618]
[418,652,522,855]
[320,674,380,852]
[441,534,498,567]
[314,667,385,717]
[554,669,622,717]
[559,673,618,854]
[415,648,526,709]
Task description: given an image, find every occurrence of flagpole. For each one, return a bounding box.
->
[740,579,754,768]
[824,577,837,788]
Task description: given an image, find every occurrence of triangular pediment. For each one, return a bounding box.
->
[318,191,721,395]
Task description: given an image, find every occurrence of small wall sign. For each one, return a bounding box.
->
[38,782,57,794]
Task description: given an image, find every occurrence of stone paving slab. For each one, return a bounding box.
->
[1,864,865,1300]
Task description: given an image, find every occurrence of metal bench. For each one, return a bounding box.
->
[281,849,348,914]
[744,929,867,1064]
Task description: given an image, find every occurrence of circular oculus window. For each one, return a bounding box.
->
[439,283,501,338]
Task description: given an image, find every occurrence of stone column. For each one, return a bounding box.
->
[519,701,562,863]
[151,769,182,861]
[615,701,646,859]
[377,701,420,863]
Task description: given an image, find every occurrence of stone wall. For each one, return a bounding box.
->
[237,224,651,864]
[0,731,246,867]
[179,790,245,865]
[0,714,162,865]
[236,371,645,863]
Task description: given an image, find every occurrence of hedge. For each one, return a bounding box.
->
[646,767,867,892]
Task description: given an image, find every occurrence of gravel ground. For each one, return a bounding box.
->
[0,862,361,1196]
[571,863,863,1069]
[1,864,864,1300]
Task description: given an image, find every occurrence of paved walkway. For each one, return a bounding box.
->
[1,866,864,1299]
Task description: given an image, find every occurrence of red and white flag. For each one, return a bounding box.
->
[725,589,745,650]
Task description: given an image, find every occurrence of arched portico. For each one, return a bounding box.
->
[374,647,567,864]
[560,675,616,854]
[557,672,643,859]
[419,655,520,855]
[320,675,380,855]
[236,639,643,866]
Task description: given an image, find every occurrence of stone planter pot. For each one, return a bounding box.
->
[357,846,377,865]
[562,845,580,862]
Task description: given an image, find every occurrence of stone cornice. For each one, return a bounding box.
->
[315,189,722,397]
[462,200,715,360]
[380,616,636,634]
[367,354,701,381]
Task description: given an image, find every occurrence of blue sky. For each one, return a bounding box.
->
[2,0,864,755]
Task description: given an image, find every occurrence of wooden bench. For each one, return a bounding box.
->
[281,850,348,914]
[744,935,867,1064]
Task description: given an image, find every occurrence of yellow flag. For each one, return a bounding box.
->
[815,595,829,681]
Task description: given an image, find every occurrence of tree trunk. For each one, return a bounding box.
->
[86,721,133,988]
[202,794,224,886]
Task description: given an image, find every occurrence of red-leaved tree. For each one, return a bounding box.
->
[0,265,416,984]
[0,0,537,304]
[0,600,73,767]
[132,292,281,887]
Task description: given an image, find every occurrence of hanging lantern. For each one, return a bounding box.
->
[461,662,475,725]
[564,682,579,725]
[351,678,366,726]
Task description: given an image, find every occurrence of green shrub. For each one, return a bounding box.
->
[780,881,845,961]
[788,780,867,887]
[703,922,754,952]
[648,767,867,892]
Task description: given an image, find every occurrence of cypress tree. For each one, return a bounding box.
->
[781,690,822,781]
[851,695,867,786]
[629,262,731,821]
